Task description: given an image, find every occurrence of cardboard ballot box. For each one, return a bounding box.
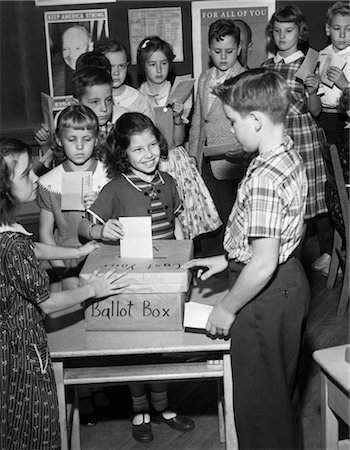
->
[80,240,193,331]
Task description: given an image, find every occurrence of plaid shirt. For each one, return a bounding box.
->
[224,136,308,264]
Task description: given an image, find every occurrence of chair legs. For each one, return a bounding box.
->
[327,230,341,289]
[327,229,349,315]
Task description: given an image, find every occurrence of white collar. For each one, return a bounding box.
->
[0,222,32,235]
[274,50,304,64]
[320,44,350,58]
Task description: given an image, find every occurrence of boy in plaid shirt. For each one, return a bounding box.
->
[183,69,310,450]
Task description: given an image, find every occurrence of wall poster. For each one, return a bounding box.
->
[128,7,183,65]
[191,0,276,90]
[44,9,109,111]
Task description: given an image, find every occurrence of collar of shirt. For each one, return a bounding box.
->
[122,170,165,192]
[319,43,350,59]
[0,223,32,235]
[210,62,244,87]
[140,81,170,106]
[62,158,97,173]
[246,135,294,176]
[274,50,304,64]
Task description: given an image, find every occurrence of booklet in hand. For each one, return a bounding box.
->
[295,48,319,82]
[41,92,55,134]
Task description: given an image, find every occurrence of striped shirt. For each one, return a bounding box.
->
[124,171,175,239]
[224,135,308,264]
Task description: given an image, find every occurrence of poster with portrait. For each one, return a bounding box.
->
[44,9,109,111]
[191,0,275,90]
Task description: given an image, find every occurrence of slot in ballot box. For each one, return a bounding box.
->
[80,240,193,331]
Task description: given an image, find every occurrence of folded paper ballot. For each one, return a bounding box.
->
[61,172,92,211]
[41,92,55,134]
[320,53,346,88]
[119,216,153,259]
[167,75,195,105]
[295,48,319,81]
[184,301,214,330]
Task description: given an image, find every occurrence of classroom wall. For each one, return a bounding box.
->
[0,0,332,141]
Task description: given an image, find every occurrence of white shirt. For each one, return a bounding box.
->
[318,44,350,108]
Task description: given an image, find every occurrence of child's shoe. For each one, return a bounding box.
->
[131,413,153,443]
[151,407,195,431]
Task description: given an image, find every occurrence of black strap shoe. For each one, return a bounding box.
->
[151,408,195,432]
[131,413,153,443]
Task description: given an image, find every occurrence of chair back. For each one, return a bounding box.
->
[329,143,350,239]
[318,128,337,192]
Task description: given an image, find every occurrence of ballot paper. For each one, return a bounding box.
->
[61,172,92,211]
[320,53,346,88]
[184,301,214,330]
[295,48,319,81]
[40,92,55,134]
[167,75,195,104]
[119,216,153,259]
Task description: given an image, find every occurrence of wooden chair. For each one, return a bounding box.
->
[318,128,349,315]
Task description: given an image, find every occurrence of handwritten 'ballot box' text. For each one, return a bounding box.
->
[80,240,193,331]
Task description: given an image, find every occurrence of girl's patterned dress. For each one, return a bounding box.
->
[139,81,222,239]
[0,226,60,450]
[262,51,327,219]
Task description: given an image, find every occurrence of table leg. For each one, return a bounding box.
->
[217,379,225,443]
[52,361,69,450]
[320,371,339,450]
[223,352,238,450]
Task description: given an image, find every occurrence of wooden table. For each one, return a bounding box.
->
[313,344,350,450]
[48,277,238,450]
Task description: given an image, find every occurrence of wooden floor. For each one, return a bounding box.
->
[76,233,349,450]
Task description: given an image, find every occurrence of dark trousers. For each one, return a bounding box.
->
[229,257,310,449]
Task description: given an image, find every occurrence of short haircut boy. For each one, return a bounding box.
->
[326,1,350,24]
[208,19,240,45]
[75,51,111,73]
[214,68,291,124]
[95,38,130,61]
[72,66,113,100]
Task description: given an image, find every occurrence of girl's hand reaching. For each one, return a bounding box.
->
[77,241,101,258]
[101,219,124,241]
[88,270,129,298]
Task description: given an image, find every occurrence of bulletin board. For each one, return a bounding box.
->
[191,0,276,88]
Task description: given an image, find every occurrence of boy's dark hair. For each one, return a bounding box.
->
[339,87,350,113]
[95,38,130,62]
[104,112,168,178]
[267,5,309,43]
[72,66,112,100]
[0,137,32,225]
[214,68,291,124]
[55,104,100,160]
[75,51,111,73]
[208,19,240,46]
[326,1,350,24]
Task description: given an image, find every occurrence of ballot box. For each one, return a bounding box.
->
[80,240,193,331]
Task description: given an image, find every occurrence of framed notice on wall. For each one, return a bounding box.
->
[128,7,183,65]
[44,9,109,111]
[191,0,275,88]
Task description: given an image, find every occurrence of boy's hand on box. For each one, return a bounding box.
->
[101,219,124,241]
[182,254,228,281]
[327,67,348,90]
[88,269,128,298]
[84,191,98,210]
[206,301,235,337]
[304,74,319,94]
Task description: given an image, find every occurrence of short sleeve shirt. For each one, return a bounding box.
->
[224,136,308,264]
